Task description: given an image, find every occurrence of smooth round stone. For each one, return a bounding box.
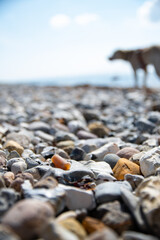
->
[68,120,87,133]
[70,147,86,161]
[56,140,75,149]
[6,132,30,149]
[54,131,77,143]
[116,147,140,160]
[11,161,27,175]
[3,140,24,155]
[2,199,55,240]
[103,154,120,168]
[7,151,20,160]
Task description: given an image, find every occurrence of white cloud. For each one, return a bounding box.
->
[137,0,160,25]
[75,13,98,25]
[50,14,71,28]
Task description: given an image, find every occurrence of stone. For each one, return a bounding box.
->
[77,130,97,139]
[95,181,132,204]
[124,174,144,190]
[135,176,160,237]
[82,216,106,234]
[0,152,6,168]
[29,121,50,133]
[2,199,55,240]
[56,140,75,149]
[88,122,109,137]
[22,182,66,215]
[0,225,21,240]
[41,220,79,240]
[83,160,115,181]
[139,147,160,177]
[0,188,20,218]
[59,184,96,210]
[103,153,120,168]
[35,130,54,142]
[0,176,6,188]
[3,141,24,155]
[68,120,87,133]
[59,217,87,239]
[34,176,58,189]
[11,161,27,175]
[87,143,119,161]
[7,151,20,160]
[123,231,159,240]
[51,154,71,170]
[95,201,133,234]
[25,157,40,169]
[84,227,118,240]
[70,147,86,161]
[116,147,140,159]
[54,131,77,143]
[6,132,30,149]
[10,173,34,192]
[113,158,141,180]
[3,172,15,187]
[135,118,155,133]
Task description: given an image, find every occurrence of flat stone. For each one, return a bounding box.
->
[113,158,141,180]
[116,147,140,159]
[95,181,132,204]
[29,121,50,133]
[3,140,24,155]
[139,147,160,177]
[59,184,96,210]
[68,120,87,133]
[2,199,54,240]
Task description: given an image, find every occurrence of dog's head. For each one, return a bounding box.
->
[108,50,124,61]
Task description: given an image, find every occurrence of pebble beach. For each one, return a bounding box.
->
[0,84,160,240]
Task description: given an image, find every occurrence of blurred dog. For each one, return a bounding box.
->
[109,46,160,88]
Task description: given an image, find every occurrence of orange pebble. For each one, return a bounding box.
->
[51,154,71,170]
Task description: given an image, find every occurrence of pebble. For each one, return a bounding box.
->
[103,153,120,168]
[3,140,24,155]
[2,199,55,240]
[139,147,160,177]
[113,158,140,180]
[116,147,140,159]
[1,85,160,239]
[87,142,119,161]
[95,181,132,204]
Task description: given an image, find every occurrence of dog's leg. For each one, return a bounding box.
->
[143,70,147,89]
[133,70,138,88]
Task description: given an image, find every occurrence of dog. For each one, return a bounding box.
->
[108,46,160,88]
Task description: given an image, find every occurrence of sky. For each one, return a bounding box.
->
[0,0,160,82]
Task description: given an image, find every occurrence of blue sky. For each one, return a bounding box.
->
[0,0,160,81]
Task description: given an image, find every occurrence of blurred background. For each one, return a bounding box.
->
[0,0,160,87]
